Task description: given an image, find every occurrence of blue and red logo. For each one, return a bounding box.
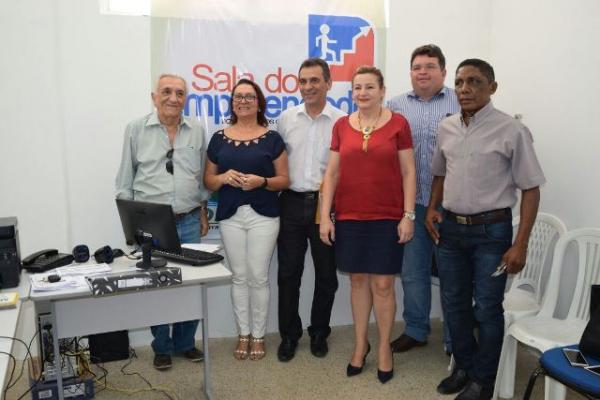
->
[308,14,375,82]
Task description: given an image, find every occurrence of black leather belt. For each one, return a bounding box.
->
[284,190,319,200]
[445,208,511,225]
[174,206,201,221]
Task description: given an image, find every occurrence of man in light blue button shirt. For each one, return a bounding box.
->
[387,45,459,354]
[115,74,210,370]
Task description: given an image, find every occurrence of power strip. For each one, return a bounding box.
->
[62,382,86,398]
[35,381,87,399]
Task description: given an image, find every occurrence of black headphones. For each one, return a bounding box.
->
[72,244,90,263]
[93,245,115,264]
[92,245,125,264]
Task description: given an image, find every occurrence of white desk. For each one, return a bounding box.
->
[28,259,231,400]
[0,276,29,396]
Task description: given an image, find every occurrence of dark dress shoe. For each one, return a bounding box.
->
[390,333,427,353]
[183,347,204,362]
[346,342,371,377]
[153,354,172,370]
[277,338,298,362]
[310,335,328,358]
[455,381,493,400]
[377,368,394,384]
[437,369,469,394]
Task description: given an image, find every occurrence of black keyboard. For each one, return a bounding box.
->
[152,248,224,266]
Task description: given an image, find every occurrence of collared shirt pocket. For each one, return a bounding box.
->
[177,146,202,176]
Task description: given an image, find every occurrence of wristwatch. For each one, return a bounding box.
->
[403,211,416,221]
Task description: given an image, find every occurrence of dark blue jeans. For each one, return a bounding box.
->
[437,217,511,387]
[401,205,433,342]
[401,204,451,350]
[151,209,201,355]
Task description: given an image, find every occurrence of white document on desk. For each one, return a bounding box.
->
[55,263,111,277]
[29,263,112,291]
[182,243,222,253]
[29,275,87,291]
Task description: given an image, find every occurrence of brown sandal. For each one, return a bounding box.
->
[233,335,250,360]
[249,336,266,361]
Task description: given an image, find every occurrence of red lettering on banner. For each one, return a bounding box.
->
[282,73,299,93]
[192,64,255,92]
[192,64,213,91]
[239,71,255,82]
[264,67,283,93]
[231,66,255,87]
[265,68,299,93]
[214,72,232,92]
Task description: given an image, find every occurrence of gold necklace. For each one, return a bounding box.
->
[357,107,383,152]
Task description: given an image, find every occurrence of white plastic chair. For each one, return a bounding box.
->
[495,228,600,400]
[503,213,567,328]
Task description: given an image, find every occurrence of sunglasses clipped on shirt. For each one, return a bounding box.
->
[166,148,174,174]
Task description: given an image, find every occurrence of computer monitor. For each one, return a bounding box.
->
[115,199,182,252]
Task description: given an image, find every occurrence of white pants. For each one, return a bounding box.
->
[219,205,279,338]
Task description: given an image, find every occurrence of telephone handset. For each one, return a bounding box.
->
[22,249,58,265]
[22,249,74,272]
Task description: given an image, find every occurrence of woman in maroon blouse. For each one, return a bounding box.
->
[319,66,416,383]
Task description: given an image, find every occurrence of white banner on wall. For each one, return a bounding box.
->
[151,3,385,236]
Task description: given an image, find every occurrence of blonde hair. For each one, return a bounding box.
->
[352,66,385,88]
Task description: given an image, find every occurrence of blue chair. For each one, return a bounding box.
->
[523,345,600,400]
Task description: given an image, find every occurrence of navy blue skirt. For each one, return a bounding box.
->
[334,220,404,275]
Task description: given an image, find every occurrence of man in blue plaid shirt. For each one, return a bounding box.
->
[387,44,459,355]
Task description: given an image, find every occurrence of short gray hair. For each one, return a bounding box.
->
[154,73,188,93]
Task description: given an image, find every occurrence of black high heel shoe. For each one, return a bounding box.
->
[377,368,394,384]
[346,343,371,377]
[377,346,394,383]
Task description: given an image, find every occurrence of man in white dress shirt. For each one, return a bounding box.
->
[276,58,346,362]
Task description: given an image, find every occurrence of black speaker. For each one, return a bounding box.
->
[0,217,21,289]
[93,245,114,264]
[592,285,600,315]
[72,244,90,263]
[88,330,130,363]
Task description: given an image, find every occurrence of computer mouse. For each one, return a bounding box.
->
[112,248,125,258]
[47,274,61,283]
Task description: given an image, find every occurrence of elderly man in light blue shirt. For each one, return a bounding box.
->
[115,74,210,370]
[387,45,459,355]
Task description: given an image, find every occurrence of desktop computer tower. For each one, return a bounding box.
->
[0,216,21,289]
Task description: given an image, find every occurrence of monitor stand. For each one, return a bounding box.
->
[136,241,166,269]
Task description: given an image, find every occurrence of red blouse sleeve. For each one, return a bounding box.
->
[394,114,413,150]
[330,116,346,152]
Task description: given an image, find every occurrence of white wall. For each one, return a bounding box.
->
[489,0,600,315]
[2,0,597,349]
[1,0,154,350]
[489,0,600,229]
[1,1,70,253]
[385,0,492,96]
[1,0,151,255]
